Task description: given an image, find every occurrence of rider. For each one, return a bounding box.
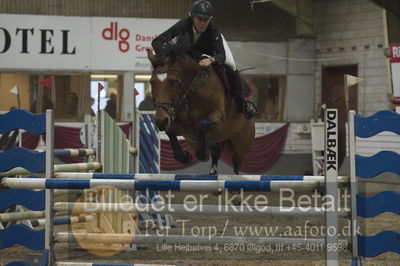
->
[151,0,258,119]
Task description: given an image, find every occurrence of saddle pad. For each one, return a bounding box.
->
[213,66,253,98]
[213,65,231,98]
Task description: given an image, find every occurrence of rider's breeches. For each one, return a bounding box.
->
[221,34,237,71]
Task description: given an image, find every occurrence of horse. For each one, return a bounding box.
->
[146,48,255,174]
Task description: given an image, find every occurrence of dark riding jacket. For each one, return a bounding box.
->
[152,16,226,64]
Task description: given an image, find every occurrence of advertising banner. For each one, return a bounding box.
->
[390,43,400,111]
[0,14,177,71]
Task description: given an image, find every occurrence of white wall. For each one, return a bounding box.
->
[228,41,288,75]
[314,0,389,116]
[228,39,315,121]
[286,39,315,121]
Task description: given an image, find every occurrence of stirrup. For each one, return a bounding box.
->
[244,101,258,119]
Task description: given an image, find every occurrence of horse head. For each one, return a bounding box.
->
[147,48,186,131]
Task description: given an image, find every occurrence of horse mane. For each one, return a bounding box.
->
[178,52,200,70]
[151,49,191,69]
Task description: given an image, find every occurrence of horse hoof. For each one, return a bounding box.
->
[209,168,217,175]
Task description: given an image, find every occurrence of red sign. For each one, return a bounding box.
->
[390,43,400,62]
[102,22,130,53]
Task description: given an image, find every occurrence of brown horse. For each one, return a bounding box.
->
[147,49,255,174]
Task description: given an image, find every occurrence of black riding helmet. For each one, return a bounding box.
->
[190,0,213,19]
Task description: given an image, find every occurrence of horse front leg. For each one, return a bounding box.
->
[196,111,223,162]
[166,130,192,165]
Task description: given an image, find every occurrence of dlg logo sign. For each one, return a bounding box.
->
[102,22,130,53]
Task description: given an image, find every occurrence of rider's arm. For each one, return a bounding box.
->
[210,27,226,64]
[152,18,187,56]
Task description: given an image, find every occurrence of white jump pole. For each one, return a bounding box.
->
[55,231,349,247]
[45,109,55,265]
[53,202,350,217]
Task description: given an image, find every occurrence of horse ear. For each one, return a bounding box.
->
[146,48,156,64]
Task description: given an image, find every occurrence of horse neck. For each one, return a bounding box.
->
[177,57,225,110]
[179,56,201,84]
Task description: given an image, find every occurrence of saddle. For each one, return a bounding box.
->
[213,65,253,98]
[213,65,232,99]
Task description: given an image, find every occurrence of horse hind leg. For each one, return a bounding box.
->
[227,152,245,205]
[229,142,245,174]
[208,143,221,175]
[195,118,214,162]
[232,154,242,175]
[209,143,222,198]
[230,122,255,174]
[229,131,254,205]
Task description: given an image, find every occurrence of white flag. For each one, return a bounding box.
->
[9,85,18,95]
[345,74,363,87]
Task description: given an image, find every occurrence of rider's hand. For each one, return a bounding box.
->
[199,58,213,67]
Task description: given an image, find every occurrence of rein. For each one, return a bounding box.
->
[177,66,210,109]
[152,63,211,124]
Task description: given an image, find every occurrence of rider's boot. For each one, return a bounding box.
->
[232,70,258,119]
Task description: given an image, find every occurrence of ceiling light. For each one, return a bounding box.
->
[91,74,118,79]
[135,75,151,81]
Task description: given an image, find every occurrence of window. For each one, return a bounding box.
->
[90,74,121,120]
[244,76,286,121]
[0,73,31,112]
[134,74,153,111]
[0,72,127,121]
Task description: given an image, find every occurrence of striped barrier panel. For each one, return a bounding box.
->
[0,109,54,264]
[135,111,160,174]
[349,110,400,264]
[0,162,101,177]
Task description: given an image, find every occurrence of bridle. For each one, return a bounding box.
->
[151,61,211,124]
[152,66,183,122]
